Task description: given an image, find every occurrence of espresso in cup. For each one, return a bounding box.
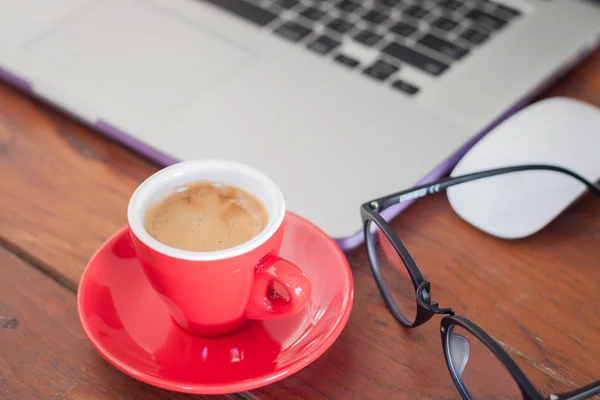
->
[144,181,268,252]
[128,159,311,336]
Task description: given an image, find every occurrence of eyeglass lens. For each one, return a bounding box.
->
[447,325,523,400]
[365,220,417,324]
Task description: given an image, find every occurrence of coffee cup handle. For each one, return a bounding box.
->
[245,255,312,320]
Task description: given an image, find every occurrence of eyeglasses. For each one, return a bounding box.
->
[360,164,600,400]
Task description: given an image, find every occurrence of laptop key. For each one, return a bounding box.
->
[468,21,494,35]
[465,9,507,30]
[437,0,462,11]
[327,18,354,33]
[403,5,429,19]
[364,60,399,81]
[203,0,277,26]
[460,28,489,45]
[274,0,299,9]
[335,54,360,68]
[354,30,383,46]
[418,34,469,60]
[301,6,326,21]
[363,10,388,25]
[382,42,449,76]
[390,21,417,37]
[496,3,521,18]
[392,79,420,95]
[431,17,458,31]
[337,0,361,12]
[377,0,402,7]
[308,35,341,54]
[274,21,312,41]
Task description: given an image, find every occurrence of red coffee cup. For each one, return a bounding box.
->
[127,159,312,336]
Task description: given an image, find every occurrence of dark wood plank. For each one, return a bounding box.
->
[0,48,599,399]
[0,246,234,400]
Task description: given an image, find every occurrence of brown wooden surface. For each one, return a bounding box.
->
[0,247,234,400]
[1,47,600,399]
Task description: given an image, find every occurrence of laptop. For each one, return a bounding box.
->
[1,0,599,249]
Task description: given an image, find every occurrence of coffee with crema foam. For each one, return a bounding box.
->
[144,181,268,252]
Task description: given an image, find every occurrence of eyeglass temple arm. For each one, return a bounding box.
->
[378,164,600,211]
[551,380,600,400]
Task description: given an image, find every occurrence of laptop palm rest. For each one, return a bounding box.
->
[10,0,255,122]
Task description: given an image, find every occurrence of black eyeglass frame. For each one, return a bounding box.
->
[360,164,600,400]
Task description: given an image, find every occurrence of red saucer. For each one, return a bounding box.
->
[77,212,354,395]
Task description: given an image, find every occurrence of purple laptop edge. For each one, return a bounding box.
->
[0,65,529,251]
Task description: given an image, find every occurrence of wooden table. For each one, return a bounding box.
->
[1,48,599,399]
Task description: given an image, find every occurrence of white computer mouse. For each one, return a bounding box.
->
[447,97,600,239]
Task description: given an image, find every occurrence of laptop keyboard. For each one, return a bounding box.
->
[200,0,522,95]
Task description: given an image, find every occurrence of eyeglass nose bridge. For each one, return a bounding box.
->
[417,281,455,316]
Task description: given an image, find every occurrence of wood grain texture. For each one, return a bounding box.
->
[0,47,599,399]
[0,83,159,289]
[0,246,234,400]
